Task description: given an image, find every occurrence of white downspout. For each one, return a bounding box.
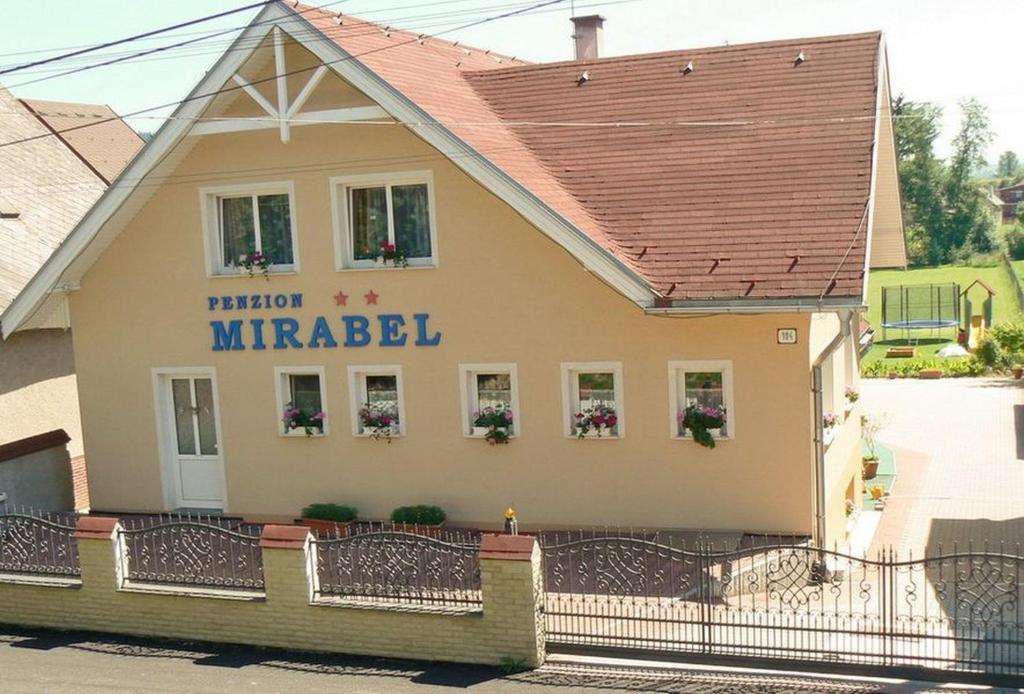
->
[811,309,854,549]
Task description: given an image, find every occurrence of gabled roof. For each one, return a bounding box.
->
[2,2,888,335]
[0,86,120,314]
[20,99,143,185]
[300,5,882,303]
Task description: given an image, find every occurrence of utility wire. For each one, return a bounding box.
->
[0,1,273,77]
[0,0,569,152]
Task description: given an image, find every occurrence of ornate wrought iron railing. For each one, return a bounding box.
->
[539,529,1024,682]
[117,515,264,592]
[0,510,80,578]
[311,527,482,608]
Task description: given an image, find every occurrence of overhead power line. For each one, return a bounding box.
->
[0,0,570,152]
[0,1,273,78]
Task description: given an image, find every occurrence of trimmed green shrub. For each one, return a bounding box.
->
[991,319,1024,354]
[861,356,986,378]
[974,336,1004,367]
[301,503,358,522]
[390,505,446,525]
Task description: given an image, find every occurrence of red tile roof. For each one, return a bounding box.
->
[299,5,881,302]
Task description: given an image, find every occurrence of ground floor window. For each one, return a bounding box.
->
[348,365,404,437]
[561,362,623,438]
[668,360,733,440]
[274,366,326,436]
[458,363,519,438]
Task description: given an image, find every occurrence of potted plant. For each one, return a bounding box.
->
[472,405,513,445]
[869,485,885,501]
[822,412,839,446]
[282,403,326,436]
[574,403,618,438]
[390,505,446,537]
[844,386,860,414]
[679,404,726,448]
[861,413,888,480]
[297,503,358,536]
[235,251,270,279]
[373,242,408,268]
[358,403,398,442]
[1013,364,1024,380]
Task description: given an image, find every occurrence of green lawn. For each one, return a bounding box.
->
[863,263,1023,364]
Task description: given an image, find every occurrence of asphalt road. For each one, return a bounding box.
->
[0,626,1011,693]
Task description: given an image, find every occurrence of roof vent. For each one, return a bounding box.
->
[576,70,590,86]
[571,15,605,60]
[681,60,694,75]
[794,50,806,65]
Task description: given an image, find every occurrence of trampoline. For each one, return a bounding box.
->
[880,283,960,341]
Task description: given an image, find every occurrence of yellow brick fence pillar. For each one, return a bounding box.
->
[478,534,546,667]
[70,515,124,630]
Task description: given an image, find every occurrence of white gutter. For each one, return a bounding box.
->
[646,299,866,316]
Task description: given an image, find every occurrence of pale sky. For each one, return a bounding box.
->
[2,0,1022,163]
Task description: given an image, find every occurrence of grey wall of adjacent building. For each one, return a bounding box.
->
[0,430,75,511]
[0,329,83,458]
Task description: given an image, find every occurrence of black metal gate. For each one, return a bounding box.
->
[539,531,1024,684]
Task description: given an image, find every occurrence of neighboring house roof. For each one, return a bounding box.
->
[0,86,136,315]
[20,99,143,185]
[1,2,892,335]
[301,7,881,302]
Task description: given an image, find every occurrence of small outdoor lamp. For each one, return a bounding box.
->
[503,506,518,535]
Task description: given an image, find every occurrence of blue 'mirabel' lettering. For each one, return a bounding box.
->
[211,320,245,351]
[342,316,371,347]
[271,318,303,349]
[250,318,266,350]
[308,316,338,348]
[413,313,441,346]
[378,314,407,347]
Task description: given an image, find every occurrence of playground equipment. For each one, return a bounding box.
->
[961,279,996,350]
[881,283,961,342]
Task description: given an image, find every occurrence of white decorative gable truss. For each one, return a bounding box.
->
[190,26,387,141]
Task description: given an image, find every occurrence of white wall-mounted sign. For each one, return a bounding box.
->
[777,328,798,345]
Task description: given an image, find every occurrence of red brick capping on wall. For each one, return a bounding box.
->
[70,456,90,511]
[260,524,311,549]
[73,516,119,540]
[479,534,536,561]
[0,429,70,464]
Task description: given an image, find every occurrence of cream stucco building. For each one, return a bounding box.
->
[1,3,904,547]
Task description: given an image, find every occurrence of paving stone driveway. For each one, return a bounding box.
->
[861,378,1024,554]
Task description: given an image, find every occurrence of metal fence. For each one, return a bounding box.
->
[311,526,482,608]
[117,514,265,592]
[539,530,1024,682]
[0,510,80,578]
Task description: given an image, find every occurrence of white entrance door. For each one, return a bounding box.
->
[163,375,225,508]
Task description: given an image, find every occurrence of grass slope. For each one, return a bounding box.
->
[863,263,1022,364]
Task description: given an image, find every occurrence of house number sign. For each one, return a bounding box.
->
[206,291,441,351]
[777,328,798,344]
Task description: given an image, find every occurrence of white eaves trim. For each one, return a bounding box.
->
[1,1,655,338]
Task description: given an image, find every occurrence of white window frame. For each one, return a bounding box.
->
[560,362,624,439]
[330,170,438,270]
[199,181,299,277]
[273,366,328,437]
[668,360,735,441]
[347,365,406,437]
[458,363,520,438]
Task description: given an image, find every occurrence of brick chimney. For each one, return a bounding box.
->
[571,15,604,61]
